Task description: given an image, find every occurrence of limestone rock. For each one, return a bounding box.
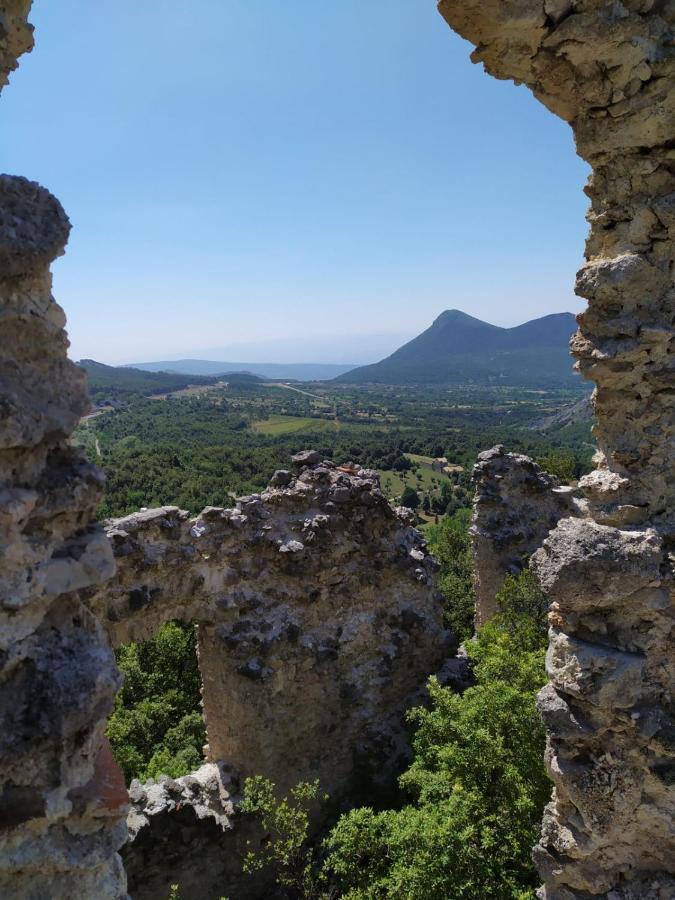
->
[438,1,675,894]
[89,457,450,802]
[471,445,579,627]
[0,8,126,896]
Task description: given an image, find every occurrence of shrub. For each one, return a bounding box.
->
[323,572,549,899]
[240,776,327,898]
[107,620,206,783]
[426,508,474,643]
[536,448,577,484]
[400,486,420,510]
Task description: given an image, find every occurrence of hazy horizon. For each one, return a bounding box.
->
[2,1,588,363]
[83,308,578,368]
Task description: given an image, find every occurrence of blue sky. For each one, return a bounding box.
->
[1,0,589,364]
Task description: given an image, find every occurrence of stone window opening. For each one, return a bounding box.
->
[106,619,207,787]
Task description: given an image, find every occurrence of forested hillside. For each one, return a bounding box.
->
[336,310,580,387]
[78,359,221,403]
[74,381,593,519]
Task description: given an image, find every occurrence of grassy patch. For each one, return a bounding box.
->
[251,415,340,436]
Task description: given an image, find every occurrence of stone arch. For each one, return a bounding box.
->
[1,2,673,898]
[90,473,449,798]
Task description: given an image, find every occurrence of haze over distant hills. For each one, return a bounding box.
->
[335,310,581,388]
[128,360,356,381]
[92,310,581,387]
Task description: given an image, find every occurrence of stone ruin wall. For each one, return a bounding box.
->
[470,444,579,628]
[1,7,128,889]
[0,174,127,894]
[439,1,674,897]
[96,454,449,899]
[94,456,448,800]
[1,0,673,897]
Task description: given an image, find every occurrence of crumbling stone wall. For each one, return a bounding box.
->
[0,129,128,900]
[123,763,269,900]
[98,457,449,899]
[90,454,449,803]
[471,445,578,627]
[438,2,674,896]
[1,15,129,894]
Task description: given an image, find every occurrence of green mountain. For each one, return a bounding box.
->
[335,310,581,388]
[128,359,356,381]
[78,359,221,403]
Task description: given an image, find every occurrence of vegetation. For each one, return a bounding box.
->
[106,621,206,783]
[400,485,420,510]
[241,777,327,898]
[75,380,593,520]
[535,447,579,484]
[426,508,475,644]
[252,415,341,436]
[79,359,219,404]
[236,572,549,900]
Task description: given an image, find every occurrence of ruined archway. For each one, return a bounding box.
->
[1,2,673,898]
[92,462,448,799]
[94,459,449,898]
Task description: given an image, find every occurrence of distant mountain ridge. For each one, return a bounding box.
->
[335,310,581,387]
[78,359,223,403]
[127,360,357,381]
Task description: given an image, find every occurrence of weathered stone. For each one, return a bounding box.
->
[471,445,579,627]
[90,458,448,799]
[122,763,265,900]
[438,1,675,894]
[291,448,321,467]
[83,456,449,898]
[0,17,126,900]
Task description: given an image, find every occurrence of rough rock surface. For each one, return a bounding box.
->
[439,1,674,896]
[90,459,449,799]
[0,1,32,91]
[122,763,260,900]
[471,445,579,627]
[88,459,449,898]
[0,10,127,893]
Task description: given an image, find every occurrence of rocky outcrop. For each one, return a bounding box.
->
[438,1,674,896]
[471,445,578,627]
[0,87,128,900]
[0,1,33,90]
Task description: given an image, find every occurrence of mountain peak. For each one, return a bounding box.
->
[335,310,580,387]
[432,309,487,326]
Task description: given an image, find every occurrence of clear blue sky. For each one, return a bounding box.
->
[1,0,589,365]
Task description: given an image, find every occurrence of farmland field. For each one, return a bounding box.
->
[250,415,340,436]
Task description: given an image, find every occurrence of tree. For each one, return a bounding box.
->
[107,620,206,783]
[426,509,474,644]
[536,448,577,484]
[240,776,326,899]
[324,571,550,900]
[400,486,420,510]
